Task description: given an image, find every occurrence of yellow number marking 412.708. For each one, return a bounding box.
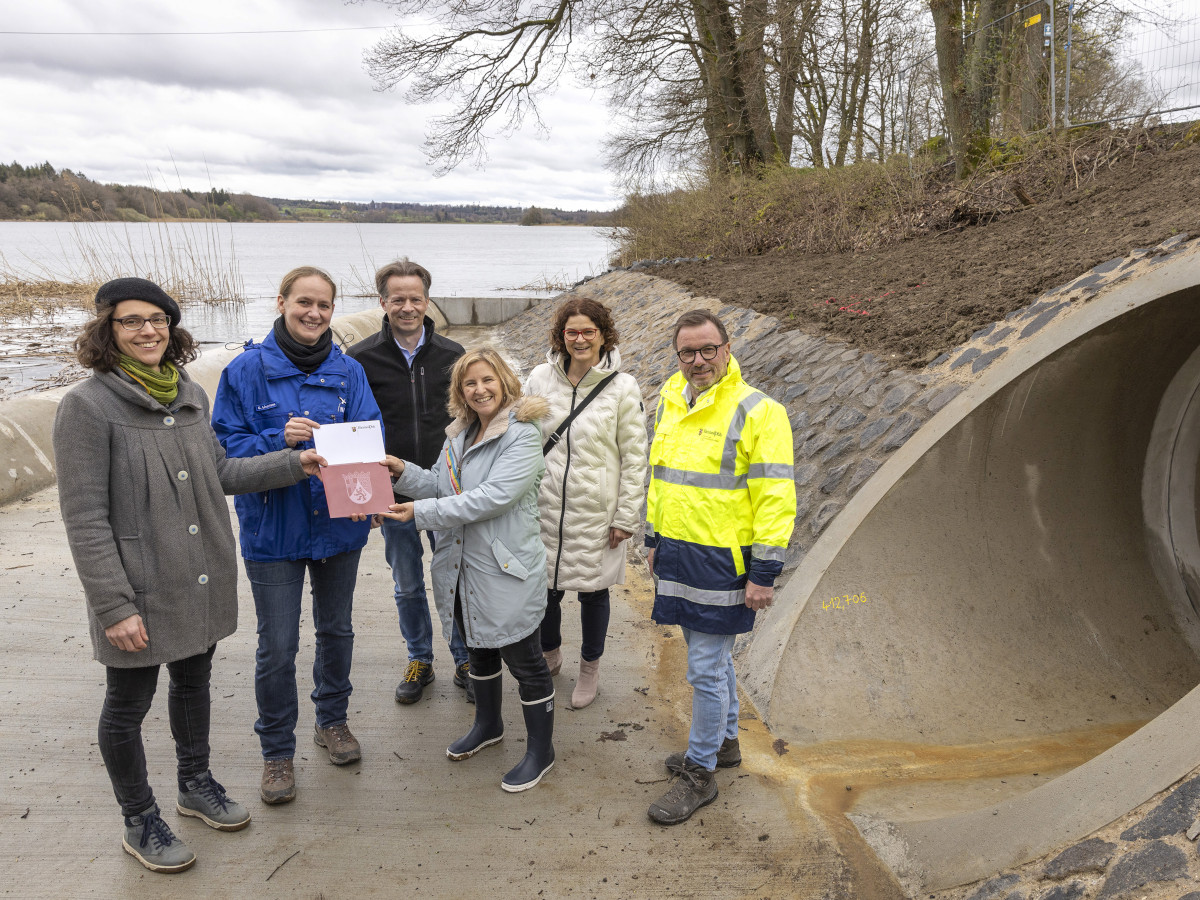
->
[822,593,868,610]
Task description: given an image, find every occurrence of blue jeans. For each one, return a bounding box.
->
[381,517,467,666]
[245,549,361,759]
[681,627,739,771]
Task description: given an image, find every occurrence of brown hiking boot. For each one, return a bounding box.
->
[665,737,741,773]
[314,721,362,765]
[260,758,296,805]
[648,759,718,825]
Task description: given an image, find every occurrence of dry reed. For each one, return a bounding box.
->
[0,178,247,322]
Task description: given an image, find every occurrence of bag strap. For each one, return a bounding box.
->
[543,371,620,455]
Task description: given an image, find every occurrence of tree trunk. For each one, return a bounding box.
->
[929,0,972,177]
[691,0,763,169]
[1020,3,1045,130]
[774,1,801,165]
[965,0,1006,134]
[852,0,878,162]
[739,0,781,163]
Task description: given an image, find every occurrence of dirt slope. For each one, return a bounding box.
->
[648,140,1200,366]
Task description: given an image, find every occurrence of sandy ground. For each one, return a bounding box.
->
[0,486,906,899]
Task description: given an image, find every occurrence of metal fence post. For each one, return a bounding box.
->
[1048,0,1057,128]
[1064,1,1074,126]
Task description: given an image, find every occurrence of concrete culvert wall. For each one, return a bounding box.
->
[737,244,1200,892]
[752,280,1200,749]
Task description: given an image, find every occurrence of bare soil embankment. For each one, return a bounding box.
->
[649,136,1200,366]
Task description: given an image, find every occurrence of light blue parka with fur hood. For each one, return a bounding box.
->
[393,395,549,649]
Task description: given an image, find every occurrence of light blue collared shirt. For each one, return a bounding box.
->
[394,329,426,367]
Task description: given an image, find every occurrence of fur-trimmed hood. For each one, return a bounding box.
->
[445,394,550,442]
[395,390,550,651]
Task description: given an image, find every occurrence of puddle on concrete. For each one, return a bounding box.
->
[630,569,1145,896]
[796,722,1142,821]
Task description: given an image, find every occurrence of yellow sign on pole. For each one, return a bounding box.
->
[1024,12,1042,27]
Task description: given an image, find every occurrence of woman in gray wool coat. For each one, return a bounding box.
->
[53,278,323,874]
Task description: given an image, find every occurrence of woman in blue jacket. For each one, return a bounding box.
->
[212,266,382,806]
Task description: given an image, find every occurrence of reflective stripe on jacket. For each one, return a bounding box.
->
[646,356,795,634]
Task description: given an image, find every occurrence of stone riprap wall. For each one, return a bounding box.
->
[936,766,1200,900]
[499,229,1198,576]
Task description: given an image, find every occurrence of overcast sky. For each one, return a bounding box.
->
[0,1,618,209]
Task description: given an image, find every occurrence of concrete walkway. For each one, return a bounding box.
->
[0,485,894,899]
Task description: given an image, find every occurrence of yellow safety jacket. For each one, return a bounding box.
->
[646,356,796,634]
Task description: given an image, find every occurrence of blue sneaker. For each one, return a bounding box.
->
[122,803,196,873]
[176,771,251,832]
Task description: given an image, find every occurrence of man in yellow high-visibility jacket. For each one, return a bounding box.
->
[645,310,796,826]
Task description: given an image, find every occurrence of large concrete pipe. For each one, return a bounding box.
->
[741,250,1200,891]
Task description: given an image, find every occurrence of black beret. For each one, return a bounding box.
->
[94,277,182,326]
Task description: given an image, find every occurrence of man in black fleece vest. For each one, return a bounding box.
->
[348,259,470,704]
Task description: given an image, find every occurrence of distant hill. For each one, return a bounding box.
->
[0,162,612,226]
[271,198,612,226]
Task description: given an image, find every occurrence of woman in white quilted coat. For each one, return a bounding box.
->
[525,297,648,708]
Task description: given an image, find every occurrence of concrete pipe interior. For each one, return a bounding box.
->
[743,269,1200,888]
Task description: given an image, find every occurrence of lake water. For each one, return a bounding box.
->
[0,221,615,396]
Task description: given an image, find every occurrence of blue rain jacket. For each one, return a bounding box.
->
[212,330,382,561]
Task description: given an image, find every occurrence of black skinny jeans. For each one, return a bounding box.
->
[98,645,216,818]
[454,595,553,702]
[540,588,611,661]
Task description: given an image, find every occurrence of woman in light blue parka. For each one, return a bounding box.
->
[383,346,554,792]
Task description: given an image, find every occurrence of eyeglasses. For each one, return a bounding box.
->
[563,328,598,341]
[114,314,171,331]
[676,344,722,364]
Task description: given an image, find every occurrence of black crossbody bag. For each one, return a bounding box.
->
[542,372,620,455]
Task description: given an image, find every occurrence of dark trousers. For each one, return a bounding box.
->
[454,596,553,702]
[540,588,611,661]
[98,645,216,818]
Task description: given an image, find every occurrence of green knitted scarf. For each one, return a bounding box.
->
[118,355,180,405]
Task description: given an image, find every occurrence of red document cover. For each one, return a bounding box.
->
[319,462,394,517]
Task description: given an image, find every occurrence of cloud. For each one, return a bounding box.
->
[0,0,620,208]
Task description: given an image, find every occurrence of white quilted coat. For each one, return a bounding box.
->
[526,348,649,592]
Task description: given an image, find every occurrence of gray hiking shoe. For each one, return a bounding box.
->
[648,759,718,826]
[314,721,362,765]
[261,757,296,805]
[122,803,197,873]
[176,770,251,831]
[665,737,741,773]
